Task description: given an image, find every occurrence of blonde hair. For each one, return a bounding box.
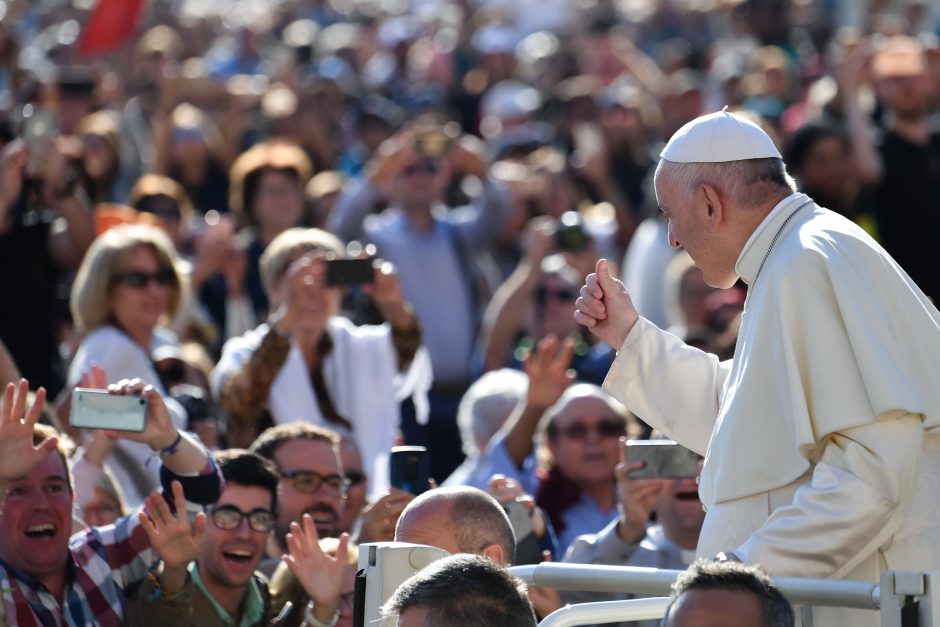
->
[259,227,345,296]
[71,225,187,331]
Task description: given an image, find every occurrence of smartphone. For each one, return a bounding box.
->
[21,107,57,177]
[325,258,375,287]
[69,388,148,432]
[389,446,431,495]
[625,440,700,479]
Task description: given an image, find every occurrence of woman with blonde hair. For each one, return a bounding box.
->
[64,224,189,506]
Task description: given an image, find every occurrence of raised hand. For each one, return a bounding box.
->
[284,514,350,623]
[0,380,57,483]
[574,258,639,350]
[138,480,206,569]
[524,334,576,411]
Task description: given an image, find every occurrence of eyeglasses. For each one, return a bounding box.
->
[344,471,366,487]
[209,504,276,533]
[115,268,175,289]
[280,470,348,496]
[554,418,625,441]
[535,286,576,305]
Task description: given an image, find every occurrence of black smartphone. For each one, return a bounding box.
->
[325,258,375,286]
[625,440,700,479]
[389,446,431,495]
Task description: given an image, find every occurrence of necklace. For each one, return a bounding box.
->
[752,200,814,284]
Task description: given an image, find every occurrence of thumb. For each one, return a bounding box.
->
[595,259,619,292]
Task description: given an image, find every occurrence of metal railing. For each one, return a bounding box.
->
[508,563,940,627]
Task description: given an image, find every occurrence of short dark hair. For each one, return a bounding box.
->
[663,559,795,627]
[214,449,279,512]
[249,421,340,462]
[382,554,536,626]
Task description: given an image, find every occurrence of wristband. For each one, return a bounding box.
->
[304,600,340,627]
[155,431,183,456]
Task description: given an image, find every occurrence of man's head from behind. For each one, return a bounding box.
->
[200,449,279,591]
[0,424,74,586]
[382,554,536,627]
[394,486,515,565]
[662,559,794,627]
[250,421,345,546]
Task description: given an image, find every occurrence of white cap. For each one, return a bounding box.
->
[660,107,781,163]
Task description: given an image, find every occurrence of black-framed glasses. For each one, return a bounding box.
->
[280,470,348,496]
[209,504,276,533]
[554,418,625,441]
[115,268,175,289]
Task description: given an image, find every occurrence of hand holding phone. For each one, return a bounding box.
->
[70,388,148,432]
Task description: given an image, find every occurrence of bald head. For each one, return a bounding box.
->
[394,487,515,565]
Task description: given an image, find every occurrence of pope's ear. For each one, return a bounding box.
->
[699,183,724,227]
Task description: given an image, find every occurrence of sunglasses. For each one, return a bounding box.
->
[554,418,625,441]
[209,504,276,533]
[115,268,175,289]
[536,286,576,305]
[280,470,348,496]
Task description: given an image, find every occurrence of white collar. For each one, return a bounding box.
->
[735,192,813,285]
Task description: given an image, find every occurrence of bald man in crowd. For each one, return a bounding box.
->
[394,486,515,565]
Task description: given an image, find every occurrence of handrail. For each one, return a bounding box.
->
[538,598,671,627]
[510,563,882,610]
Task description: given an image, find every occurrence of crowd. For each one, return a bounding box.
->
[1,0,939,624]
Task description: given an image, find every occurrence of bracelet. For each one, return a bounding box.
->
[155,431,183,456]
[304,600,340,627]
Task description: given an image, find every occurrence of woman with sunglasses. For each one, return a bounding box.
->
[483,336,639,555]
[63,224,189,507]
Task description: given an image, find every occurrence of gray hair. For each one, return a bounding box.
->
[381,554,536,626]
[662,559,794,627]
[456,369,528,456]
[655,157,797,210]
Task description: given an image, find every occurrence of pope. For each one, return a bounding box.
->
[574,108,940,626]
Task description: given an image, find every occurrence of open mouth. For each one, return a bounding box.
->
[222,549,255,564]
[675,491,699,501]
[24,523,57,538]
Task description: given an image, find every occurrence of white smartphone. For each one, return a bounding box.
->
[69,388,148,432]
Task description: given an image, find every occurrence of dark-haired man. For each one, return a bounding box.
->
[662,560,794,627]
[130,449,281,627]
[382,554,536,627]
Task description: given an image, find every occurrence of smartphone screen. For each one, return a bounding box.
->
[625,440,700,479]
[69,388,148,432]
[325,258,375,286]
[389,446,431,495]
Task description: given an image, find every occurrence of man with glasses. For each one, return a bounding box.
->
[131,449,280,627]
[249,422,347,561]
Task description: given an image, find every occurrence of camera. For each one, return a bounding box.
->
[554,211,591,252]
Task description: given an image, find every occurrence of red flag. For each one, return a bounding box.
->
[78,0,145,57]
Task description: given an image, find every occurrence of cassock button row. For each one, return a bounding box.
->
[702,504,707,512]
[695,476,700,485]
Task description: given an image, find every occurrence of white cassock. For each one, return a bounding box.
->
[603,192,940,626]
